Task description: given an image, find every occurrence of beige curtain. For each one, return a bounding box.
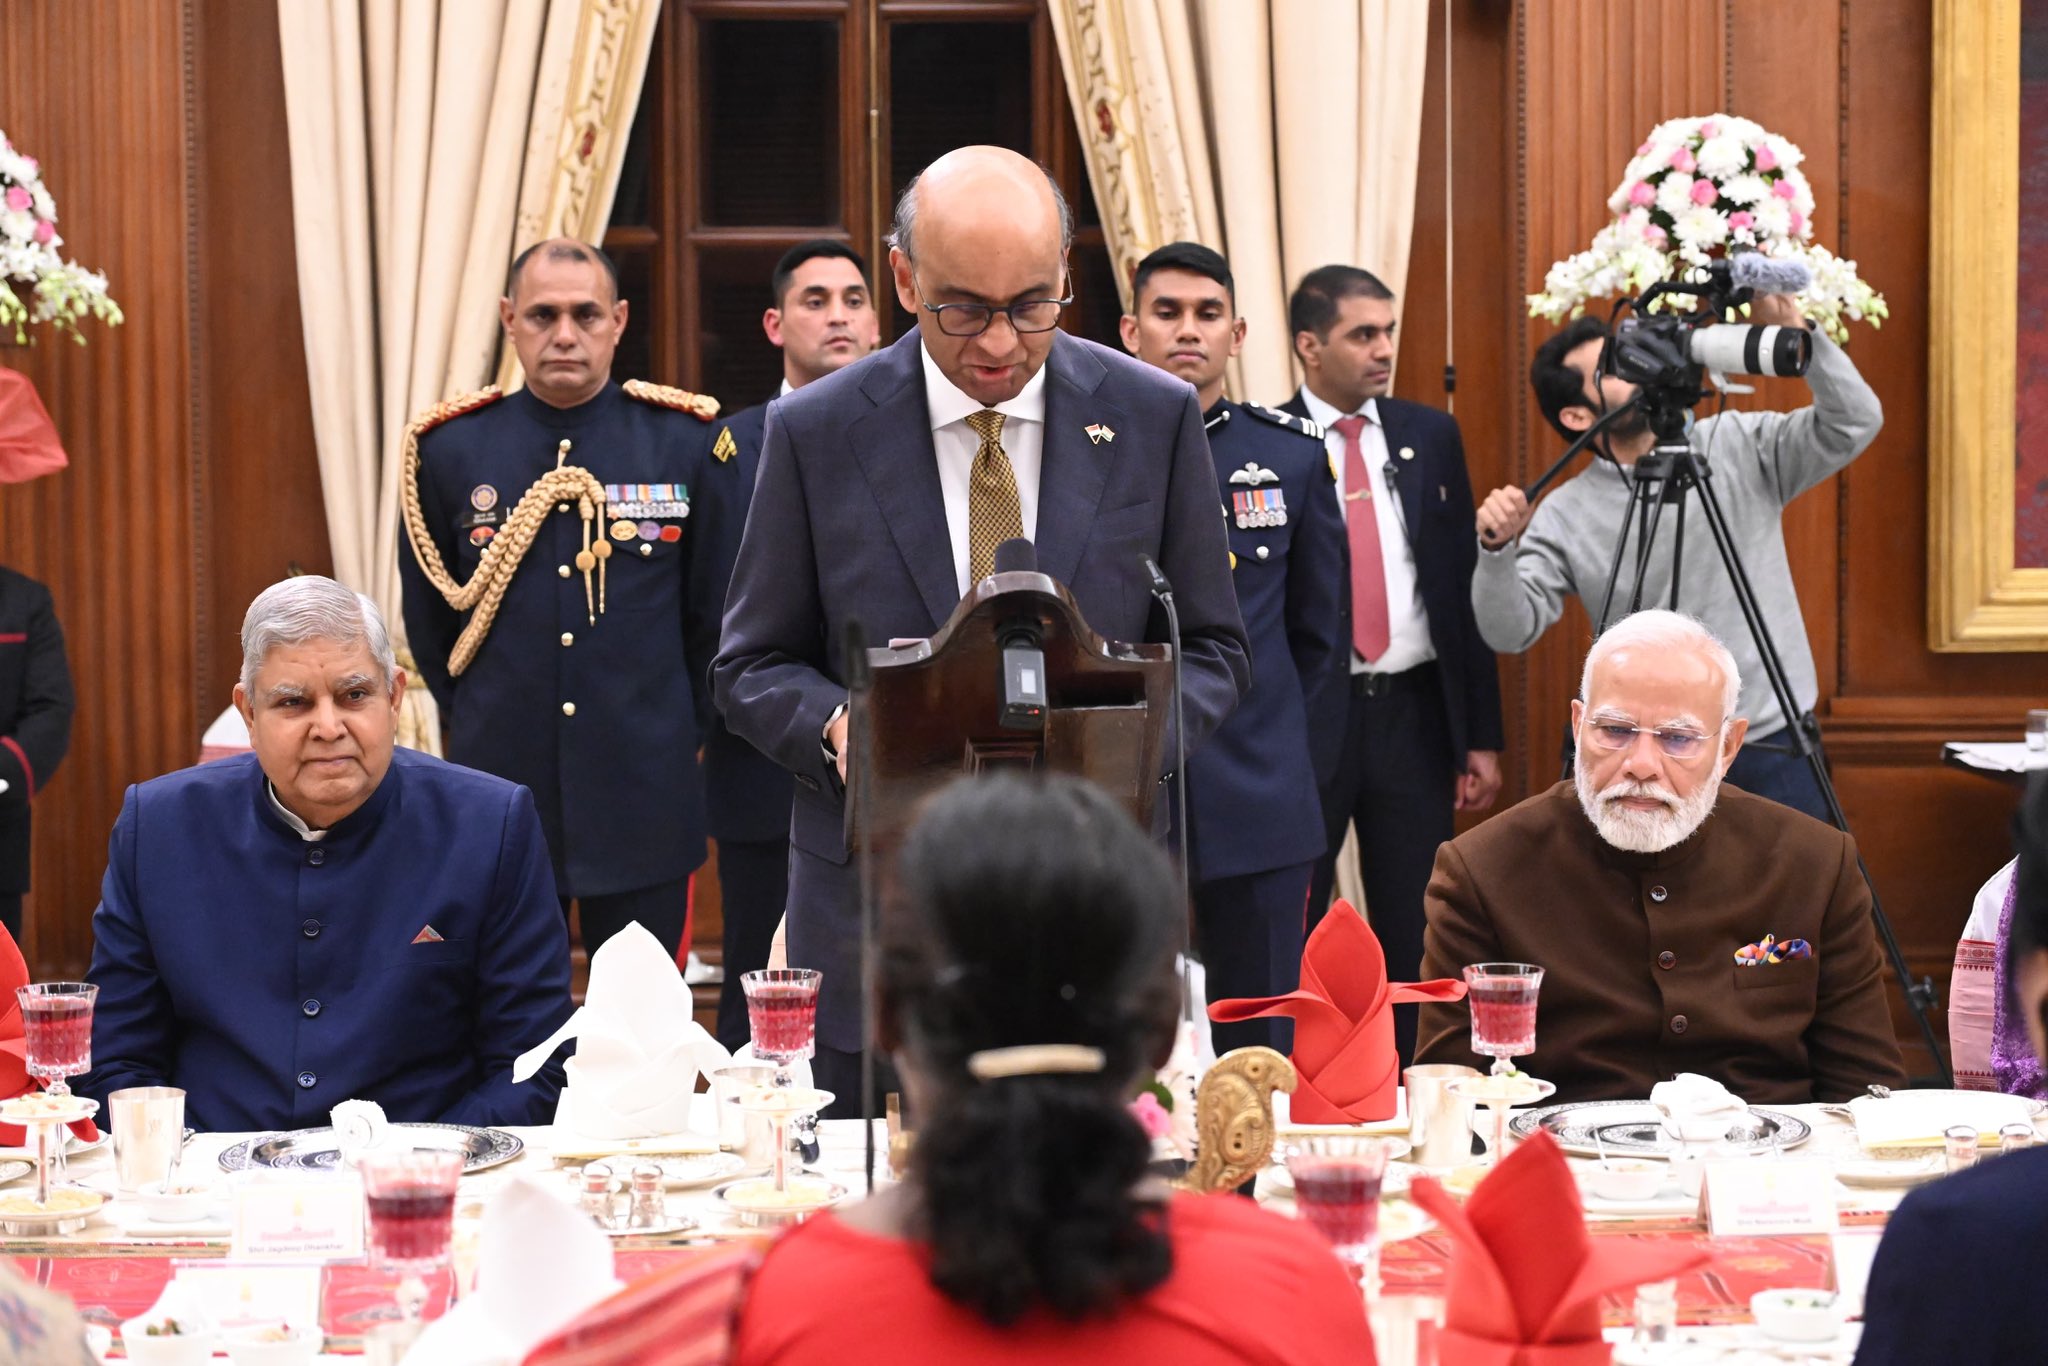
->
[278,0,658,750]
[1049,0,1430,405]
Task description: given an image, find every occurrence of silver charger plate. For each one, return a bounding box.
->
[216,1122,524,1173]
[1508,1100,1812,1158]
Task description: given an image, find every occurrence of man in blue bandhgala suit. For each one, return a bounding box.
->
[713,146,1250,1113]
[81,576,574,1133]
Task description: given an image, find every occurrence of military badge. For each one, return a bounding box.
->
[712,426,738,463]
[1228,461,1280,486]
[468,526,495,548]
[610,518,638,542]
[659,525,682,543]
[604,483,690,519]
[1232,488,1289,529]
[470,484,498,512]
[637,520,661,542]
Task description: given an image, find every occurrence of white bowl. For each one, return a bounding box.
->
[223,1322,323,1366]
[1750,1288,1847,1343]
[135,1179,218,1224]
[1581,1159,1666,1202]
[119,1317,218,1366]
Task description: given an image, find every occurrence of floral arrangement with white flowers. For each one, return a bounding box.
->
[1,129,122,345]
[1528,113,1885,343]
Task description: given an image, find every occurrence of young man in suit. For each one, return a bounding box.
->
[705,240,879,1051]
[1281,264,1505,1064]
[1120,241,1345,1055]
[713,146,1250,1111]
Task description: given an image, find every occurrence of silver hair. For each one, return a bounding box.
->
[1580,609,1741,720]
[887,161,1074,263]
[239,576,397,694]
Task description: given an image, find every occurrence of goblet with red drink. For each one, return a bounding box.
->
[360,1149,464,1328]
[1284,1136,1395,1288]
[741,969,822,1079]
[15,982,98,1194]
[1462,962,1543,1076]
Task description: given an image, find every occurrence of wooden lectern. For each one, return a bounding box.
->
[845,569,1175,854]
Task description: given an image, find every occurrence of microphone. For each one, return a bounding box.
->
[1140,554,1195,1025]
[993,537,1036,575]
[1726,250,1813,296]
[844,618,878,1191]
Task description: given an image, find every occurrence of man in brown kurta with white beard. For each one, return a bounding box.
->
[1416,610,1905,1103]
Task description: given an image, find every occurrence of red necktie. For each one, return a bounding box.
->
[1333,414,1391,663]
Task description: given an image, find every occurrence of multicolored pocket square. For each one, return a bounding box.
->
[1734,934,1812,965]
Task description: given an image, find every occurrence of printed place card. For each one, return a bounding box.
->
[230,1175,365,1263]
[1700,1157,1838,1236]
[173,1264,322,1332]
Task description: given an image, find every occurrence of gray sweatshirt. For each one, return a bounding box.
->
[1472,333,1882,738]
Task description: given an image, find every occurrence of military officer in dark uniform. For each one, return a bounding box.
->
[0,566,73,946]
[1120,242,1346,1055]
[705,239,879,1050]
[399,237,737,958]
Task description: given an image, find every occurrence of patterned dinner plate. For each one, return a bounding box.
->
[216,1122,524,1174]
[1507,1100,1811,1158]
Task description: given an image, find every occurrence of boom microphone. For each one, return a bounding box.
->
[1726,250,1813,296]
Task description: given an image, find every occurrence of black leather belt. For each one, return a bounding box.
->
[1351,661,1437,698]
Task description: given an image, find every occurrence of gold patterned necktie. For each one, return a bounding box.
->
[963,408,1023,585]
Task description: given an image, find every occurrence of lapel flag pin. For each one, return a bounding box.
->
[411,925,446,945]
[712,427,737,463]
[1086,423,1116,445]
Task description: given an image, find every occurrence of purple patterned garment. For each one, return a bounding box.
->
[1992,871,2048,1099]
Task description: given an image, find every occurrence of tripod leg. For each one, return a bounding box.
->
[1595,475,1649,636]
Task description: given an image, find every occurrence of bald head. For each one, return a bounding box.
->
[889,147,1074,407]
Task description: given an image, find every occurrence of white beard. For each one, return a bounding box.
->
[1574,757,1723,854]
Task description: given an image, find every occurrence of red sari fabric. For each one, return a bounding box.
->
[732,1190,1376,1366]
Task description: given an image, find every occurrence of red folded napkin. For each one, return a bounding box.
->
[1409,1133,1710,1365]
[0,366,68,485]
[523,1244,757,1366]
[1208,900,1464,1123]
[0,927,98,1148]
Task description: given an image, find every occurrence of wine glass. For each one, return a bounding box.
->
[360,1149,464,1329]
[17,982,96,1190]
[1284,1137,1395,1291]
[1462,963,1543,1076]
[741,969,822,1083]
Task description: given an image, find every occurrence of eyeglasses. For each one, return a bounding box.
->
[1581,720,1723,761]
[912,271,1071,337]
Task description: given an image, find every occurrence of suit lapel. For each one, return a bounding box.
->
[1034,334,1118,588]
[1376,400,1425,542]
[850,335,959,629]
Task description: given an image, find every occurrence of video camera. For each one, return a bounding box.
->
[1604,251,1814,435]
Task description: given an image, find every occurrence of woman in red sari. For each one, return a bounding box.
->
[731,773,1375,1366]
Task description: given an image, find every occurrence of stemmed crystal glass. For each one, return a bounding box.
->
[1284,1136,1395,1291]
[1462,963,1543,1075]
[740,969,826,1200]
[16,982,97,1196]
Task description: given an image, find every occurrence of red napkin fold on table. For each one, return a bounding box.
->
[1409,1133,1711,1365]
[0,366,69,486]
[1208,899,1464,1123]
[0,926,98,1147]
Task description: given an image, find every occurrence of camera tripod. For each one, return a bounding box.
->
[1587,416,1951,1086]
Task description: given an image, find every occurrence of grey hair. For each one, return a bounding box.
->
[887,162,1074,263]
[1580,609,1741,721]
[240,576,397,694]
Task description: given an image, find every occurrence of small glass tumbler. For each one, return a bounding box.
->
[1944,1124,1980,1174]
[2025,709,2048,753]
[1630,1278,1679,1346]
[1284,1136,1394,1290]
[2000,1122,2036,1156]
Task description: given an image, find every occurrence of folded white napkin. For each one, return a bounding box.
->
[400,1178,621,1366]
[330,1099,391,1162]
[512,922,732,1139]
[1650,1073,1750,1142]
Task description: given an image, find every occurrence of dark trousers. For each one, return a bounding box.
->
[0,894,18,946]
[715,838,791,1052]
[812,1042,901,1122]
[561,876,691,960]
[1195,861,1312,1058]
[1726,722,1832,824]
[1308,664,1457,1068]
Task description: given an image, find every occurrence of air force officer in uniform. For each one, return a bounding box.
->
[714,147,1250,1109]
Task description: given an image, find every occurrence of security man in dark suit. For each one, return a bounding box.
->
[400,238,737,959]
[1281,264,1505,1066]
[1120,243,1344,1056]
[0,566,73,945]
[706,239,880,1050]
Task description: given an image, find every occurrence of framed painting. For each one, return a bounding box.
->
[1929,0,2048,650]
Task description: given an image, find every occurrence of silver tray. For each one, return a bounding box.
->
[217,1122,524,1174]
[1508,1100,1811,1158]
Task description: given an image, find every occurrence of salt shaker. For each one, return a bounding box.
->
[1944,1124,1979,1173]
[629,1162,667,1229]
[579,1161,619,1228]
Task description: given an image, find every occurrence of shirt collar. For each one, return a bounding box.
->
[920,340,1049,433]
[267,783,329,842]
[778,377,795,398]
[1297,386,1378,431]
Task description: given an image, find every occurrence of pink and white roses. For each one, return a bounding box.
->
[1,129,122,345]
[1528,114,1885,343]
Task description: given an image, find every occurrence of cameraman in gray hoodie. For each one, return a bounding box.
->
[1471,292,1881,820]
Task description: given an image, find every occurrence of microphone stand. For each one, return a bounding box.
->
[1142,556,1196,1025]
[842,620,880,1193]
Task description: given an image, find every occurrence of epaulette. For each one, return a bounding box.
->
[408,386,503,436]
[624,379,720,421]
[1244,403,1324,441]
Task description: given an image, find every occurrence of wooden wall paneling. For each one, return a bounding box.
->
[0,1,199,977]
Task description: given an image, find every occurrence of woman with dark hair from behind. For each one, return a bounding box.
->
[1853,775,2048,1366]
[732,773,1375,1364]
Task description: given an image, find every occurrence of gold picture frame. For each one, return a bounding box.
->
[1928,0,2048,650]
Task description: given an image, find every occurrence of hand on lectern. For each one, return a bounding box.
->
[828,709,850,781]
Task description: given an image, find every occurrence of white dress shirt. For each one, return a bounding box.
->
[267,783,328,842]
[778,378,794,397]
[1297,386,1436,674]
[922,341,1046,598]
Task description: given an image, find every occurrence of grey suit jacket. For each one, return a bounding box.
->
[713,329,1250,1045]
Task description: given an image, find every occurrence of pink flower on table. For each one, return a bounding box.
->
[1129,1092,1172,1140]
[1728,211,1755,230]
[3,185,28,212]
[1638,140,1654,155]
[1691,178,1719,206]
[32,220,53,245]
[1699,120,1720,137]
[1628,181,1655,207]
[1670,148,1696,173]
[1645,224,1668,246]
[1789,209,1806,234]
[1772,178,1797,200]
[1755,144,1778,171]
